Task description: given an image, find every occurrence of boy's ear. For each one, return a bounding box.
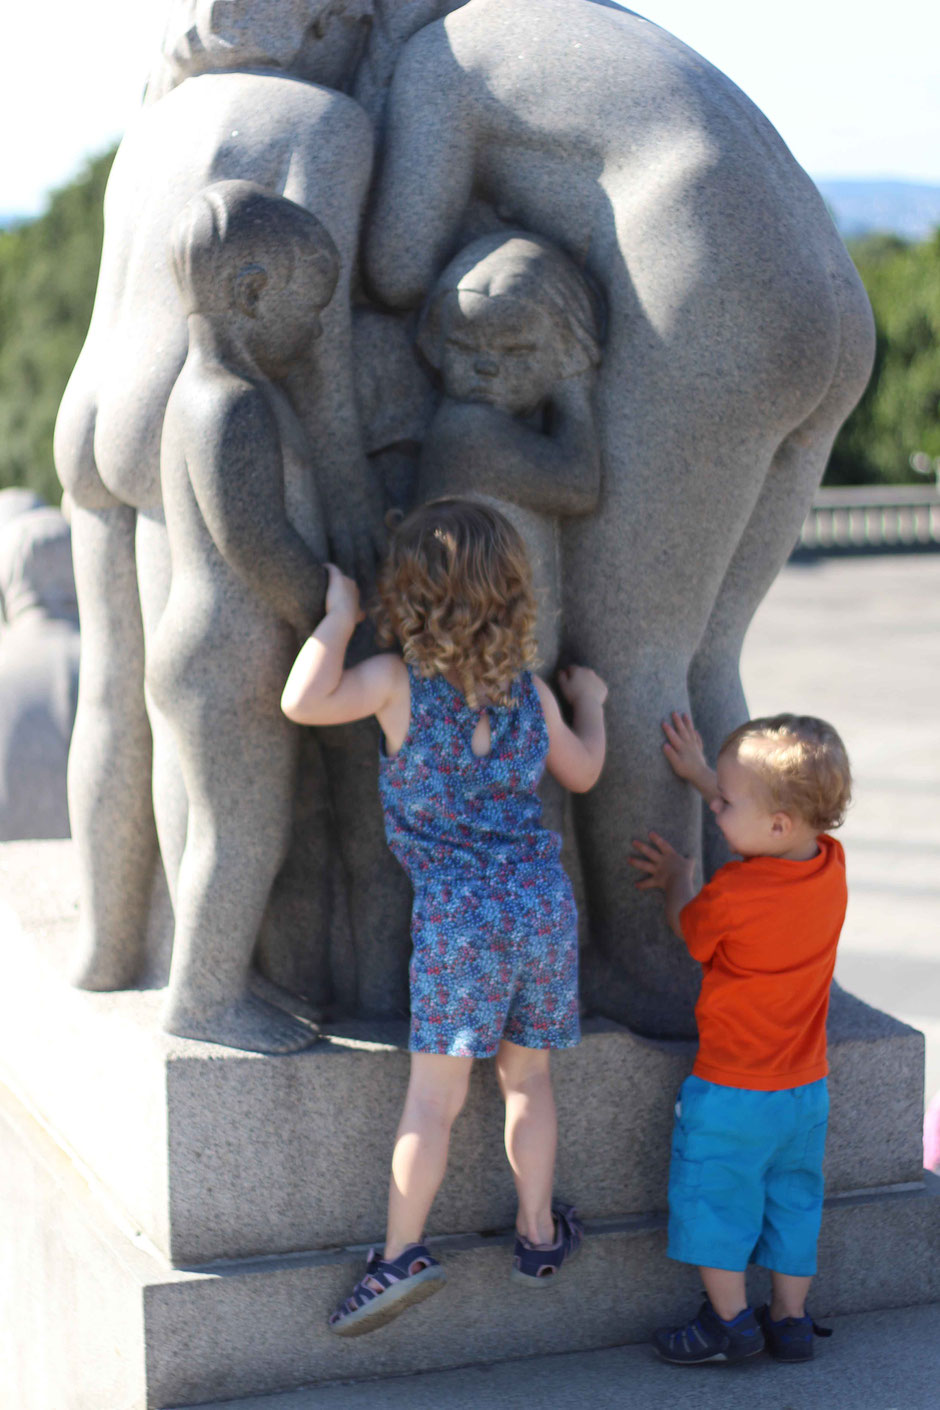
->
[232,263,268,319]
[770,811,793,837]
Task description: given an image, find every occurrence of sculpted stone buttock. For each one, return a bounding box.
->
[55,0,873,1046]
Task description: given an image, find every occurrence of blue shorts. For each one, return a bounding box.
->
[667,1074,829,1276]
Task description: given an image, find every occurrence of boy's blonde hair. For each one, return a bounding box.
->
[719,714,852,832]
[374,498,538,709]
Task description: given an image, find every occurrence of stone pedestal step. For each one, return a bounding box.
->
[2,1078,939,1410]
[194,1303,940,1410]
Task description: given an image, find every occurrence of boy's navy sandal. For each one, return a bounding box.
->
[654,1298,765,1364]
[328,1243,445,1337]
[757,1304,832,1361]
[511,1200,584,1286]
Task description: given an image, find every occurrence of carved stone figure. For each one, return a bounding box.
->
[0,508,79,841]
[367,0,875,1034]
[415,231,602,671]
[146,182,335,1052]
[54,5,410,1018]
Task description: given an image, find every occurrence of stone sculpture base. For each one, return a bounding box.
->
[2,842,938,1409]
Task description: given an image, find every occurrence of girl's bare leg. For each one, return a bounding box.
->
[496,1039,557,1247]
[384,1053,472,1261]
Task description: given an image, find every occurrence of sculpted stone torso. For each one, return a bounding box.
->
[367,0,874,1032]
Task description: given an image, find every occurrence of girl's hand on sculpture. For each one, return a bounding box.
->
[661,711,718,802]
[325,562,365,627]
[557,664,608,707]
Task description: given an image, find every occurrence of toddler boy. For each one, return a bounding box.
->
[629,711,851,1365]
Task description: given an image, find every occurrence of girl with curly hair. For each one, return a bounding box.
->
[282,497,607,1335]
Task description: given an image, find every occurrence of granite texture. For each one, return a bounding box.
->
[0,842,926,1266]
[367,0,876,1034]
[54,48,410,1024]
[0,509,79,841]
[178,1305,940,1410]
[2,1076,937,1409]
[148,179,338,1055]
[416,231,602,672]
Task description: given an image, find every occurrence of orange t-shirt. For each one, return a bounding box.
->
[679,834,847,1091]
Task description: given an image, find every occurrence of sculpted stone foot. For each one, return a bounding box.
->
[162,992,319,1055]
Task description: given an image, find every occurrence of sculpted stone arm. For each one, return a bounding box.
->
[421,376,600,517]
[365,28,475,308]
[191,389,327,634]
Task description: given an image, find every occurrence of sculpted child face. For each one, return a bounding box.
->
[437,291,562,417]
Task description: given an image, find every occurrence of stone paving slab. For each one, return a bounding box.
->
[195,1302,940,1410]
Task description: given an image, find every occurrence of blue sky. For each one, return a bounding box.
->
[6,0,939,218]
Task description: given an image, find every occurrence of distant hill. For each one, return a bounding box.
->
[815,179,940,241]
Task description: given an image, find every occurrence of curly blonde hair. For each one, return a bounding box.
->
[374,498,538,708]
[719,714,852,832]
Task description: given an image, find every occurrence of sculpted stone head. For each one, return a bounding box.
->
[170,179,340,374]
[417,232,602,417]
[148,0,375,99]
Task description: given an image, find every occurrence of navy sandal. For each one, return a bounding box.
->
[511,1200,584,1286]
[757,1304,832,1361]
[329,1243,446,1337]
[654,1297,765,1364]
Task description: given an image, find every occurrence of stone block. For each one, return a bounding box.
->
[0,842,926,1265]
[2,1076,938,1410]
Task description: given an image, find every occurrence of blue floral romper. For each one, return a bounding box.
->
[378,666,580,1058]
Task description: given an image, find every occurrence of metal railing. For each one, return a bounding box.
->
[795,486,940,556]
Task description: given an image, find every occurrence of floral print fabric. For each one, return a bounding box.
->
[379,667,580,1057]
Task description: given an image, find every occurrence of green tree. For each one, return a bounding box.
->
[0,148,115,503]
[827,229,940,485]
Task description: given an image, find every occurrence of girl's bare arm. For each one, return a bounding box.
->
[534,668,607,793]
[281,565,410,748]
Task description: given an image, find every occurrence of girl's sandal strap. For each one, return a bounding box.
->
[329,1245,439,1326]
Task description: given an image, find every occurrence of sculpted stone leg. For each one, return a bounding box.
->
[323,723,413,1017]
[136,508,188,909]
[68,504,159,989]
[163,707,316,1054]
[255,727,334,1011]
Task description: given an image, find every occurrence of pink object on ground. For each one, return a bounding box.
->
[924,1091,940,1173]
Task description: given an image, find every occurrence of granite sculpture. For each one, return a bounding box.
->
[54,1,412,1034]
[147,181,338,1051]
[416,231,601,670]
[0,508,80,841]
[54,0,874,1044]
[367,0,875,1034]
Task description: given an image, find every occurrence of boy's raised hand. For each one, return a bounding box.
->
[628,832,694,892]
[661,711,705,777]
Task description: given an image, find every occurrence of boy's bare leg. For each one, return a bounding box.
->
[385,1053,472,1261]
[700,1266,748,1320]
[770,1272,812,1320]
[496,1040,557,1247]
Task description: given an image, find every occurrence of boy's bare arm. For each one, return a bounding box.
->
[662,711,719,803]
[628,832,696,939]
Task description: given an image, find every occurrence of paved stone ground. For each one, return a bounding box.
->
[740,553,940,1110]
[201,1304,940,1409]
